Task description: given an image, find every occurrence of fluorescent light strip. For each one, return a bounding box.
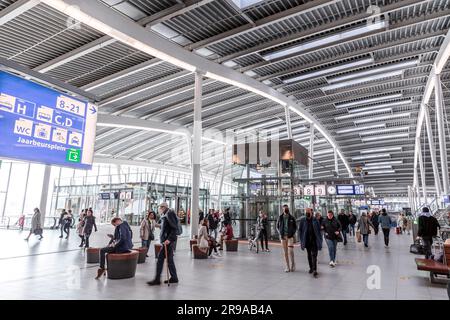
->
[367,170,395,174]
[336,124,385,134]
[362,165,392,170]
[365,161,403,166]
[262,21,386,60]
[361,133,409,142]
[354,112,410,124]
[96,123,186,136]
[335,108,391,120]
[283,58,374,84]
[323,70,402,91]
[359,127,409,136]
[352,153,390,160]
[335,94,403,109]
[348,100,412,113]
[360,147,402,154]
[314,149,334,156]
[327,60,419,84]
[367,180,397,183]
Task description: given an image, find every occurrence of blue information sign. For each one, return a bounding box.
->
[0,71,97,169]
[336,184,365,195]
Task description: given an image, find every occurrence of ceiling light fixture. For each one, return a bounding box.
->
[327,60,419,83]
[367,170,396,174]
[336,124,385,134]
[283,58,374,84]
[365,160,403,166]
[361,133,409,142]
[335,108,392,120]
[359,127,409,136]
[360,147,402,154]
[354,112,410,124]
[262,21,386,60]
[322,70,402,91]
[348,100,412,113]
[352,153,391,160]
[335,94,403,109]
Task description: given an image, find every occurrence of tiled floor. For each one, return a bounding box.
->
[0,226,448,300]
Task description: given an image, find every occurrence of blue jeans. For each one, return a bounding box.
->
[341,226,348,244]
[363,234,369,246]
[325,239,337,262]
[349,224,355,236]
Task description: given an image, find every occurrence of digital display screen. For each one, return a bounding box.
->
[100,193,110,200]
[336,185,365,195]
[0,71,97,169]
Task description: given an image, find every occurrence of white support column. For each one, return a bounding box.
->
[190,71,203,239]
[417,137,427,204]
[424,103,442,199]
[217,145,227,210]
[334,147,339,177]
[309,124,314,179]
[39,165,52,223]
[434,73,449,195]
[284,105,292,139]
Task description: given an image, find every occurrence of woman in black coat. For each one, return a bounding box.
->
[82,209,97,248]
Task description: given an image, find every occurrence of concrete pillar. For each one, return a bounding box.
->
[39,165,52,223]
[189,71,203,239]
[434,74,449,195]
[417,137,427,204]
[424,103,442,200]
[217,145,227,210]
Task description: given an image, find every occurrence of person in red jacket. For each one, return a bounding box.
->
[218,221,234,250]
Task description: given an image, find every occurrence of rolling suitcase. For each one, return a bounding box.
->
[396,227,401,234]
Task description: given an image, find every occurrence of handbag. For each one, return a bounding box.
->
[410,239,424,254]
[34,227,43,236]
[336,233,343,242]
[356,230,362,242]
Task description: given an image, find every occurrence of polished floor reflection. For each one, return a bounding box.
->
[0,225,447,300]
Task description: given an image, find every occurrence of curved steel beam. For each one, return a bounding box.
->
[43,0,353,177]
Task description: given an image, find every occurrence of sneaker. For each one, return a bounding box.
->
[59,236,63,238]
[329,261,333,266]
[313,271,318,278]
[329,261,335,268]
[65,236,69,239]
[308,269,313,274]
[95,268,106,280]
[265,249,270,252]
[146,279,161,286]
[79,244,84,248]
[164,278,179,284]
[284,268,290,272]
[39,236,43,240]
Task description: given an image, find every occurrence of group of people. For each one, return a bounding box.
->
[76,208,98,248]
[57,209,73,239]
[196,208,235,258]
[276,205,399,278]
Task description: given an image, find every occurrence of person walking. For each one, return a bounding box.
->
[25,208,43,241]
[371,211,380,235]
[322,210,341,267]
[147,202,179,286]
[77,210,86,247]
[140,211,155,249]
[298,208,322,277]
[417,207,441,259]
[358,212,374,248]
[58,209,67,238]
[257,211,270,252]
[276,205,297,272]
[338,209,350,245]
[206,210,219,240]
[62,210,73,239]
[83,209,97,248]
[378,209,392,247]
[348,211,357,236]
[95,217,133,279]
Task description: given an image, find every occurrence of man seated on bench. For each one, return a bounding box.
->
[96,217,133,279]
[218,221,234,250]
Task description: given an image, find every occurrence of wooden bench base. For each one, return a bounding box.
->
[225,239,238,252]
[192,244,208,259]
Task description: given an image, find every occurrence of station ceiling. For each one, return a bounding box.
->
[1,0,450,197]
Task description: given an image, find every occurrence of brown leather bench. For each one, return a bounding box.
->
[136,247,148,264]
[106,250,139,279]
[225,239,238,252]
[154,243,162,258]
[192,244,208,259]
[190,239,198,251]
[415,239,450,284]
[86,247,100,264]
